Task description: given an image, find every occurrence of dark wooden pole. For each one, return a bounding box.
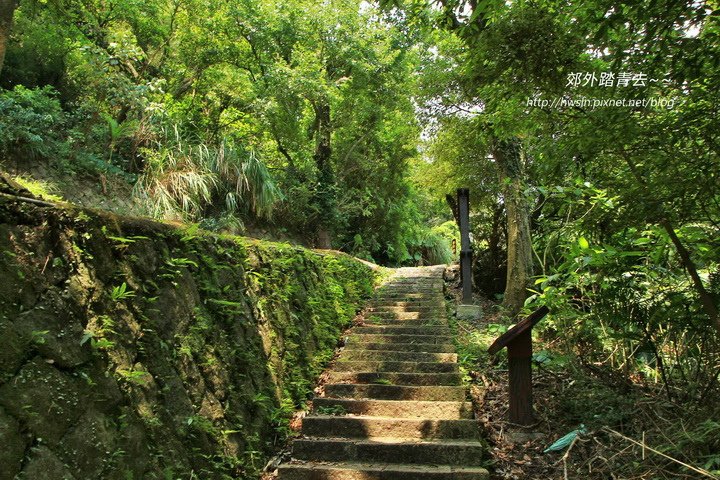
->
[457,188,472,304]
[507,330,534,425]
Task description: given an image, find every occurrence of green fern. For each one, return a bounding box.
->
[110,282,135,301]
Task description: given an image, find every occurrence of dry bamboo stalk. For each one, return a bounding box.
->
[603,427,718,479]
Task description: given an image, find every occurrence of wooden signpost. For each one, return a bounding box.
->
[488,306,550,425]
[457,188,472,304]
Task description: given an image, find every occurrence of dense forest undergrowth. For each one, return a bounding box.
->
[445,274,720,480]
[1,0,719,478]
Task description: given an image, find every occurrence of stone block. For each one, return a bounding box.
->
[0,406,27,480]
[0,358,85,446]
[456,304,482,320]
[17,446,76,480]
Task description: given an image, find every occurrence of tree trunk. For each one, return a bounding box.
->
[0,0,18,77]
[623,155,720,335]
[446,194,459,225]
[492,138,533,317]
[660,218,720,335]
[313,99,334,249]
[489,202,504,269]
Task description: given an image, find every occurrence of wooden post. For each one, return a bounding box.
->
[457,188,472,304]
[488,306,549,426]
[508,330,533,425]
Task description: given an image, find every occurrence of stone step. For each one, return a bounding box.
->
[372,299,442,305]
[312,398,475,419]
[333,360,459,373]
[326,372,462,386]
[278,462,489,480]
[302,416,480,440]
[375,292,442,298]
[370,292,445,303]
[348,333,454,344]
[344,342,456,353]
[339,349,457,363]
[375,294,443,297]
[360,318,449,326]
[372,303,441,307]
[367,312,445,320]
[368,306,445,312]
[377,286,441,291]
[370,301,444,308]
[367,312,431,320]
[373,295,444,301]
[291,438,484,466]
[365,312,445,318]
[368,314,445,322]
[383,279,443,284]
[354,326,452,336]
[324,383,466,401]
[382,280,443,285]
[277,268,487,480]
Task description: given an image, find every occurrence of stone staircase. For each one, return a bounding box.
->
[278,266,489,479]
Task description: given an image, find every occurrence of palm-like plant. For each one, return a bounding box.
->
[103,114,138,167]
[212,144,283,220]
[134,125,283,224]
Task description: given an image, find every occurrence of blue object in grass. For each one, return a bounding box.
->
[543,425,587,453]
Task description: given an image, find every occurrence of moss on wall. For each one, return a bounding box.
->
[0,196,379,479]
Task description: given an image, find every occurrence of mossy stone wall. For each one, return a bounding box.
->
[0,197,378,479]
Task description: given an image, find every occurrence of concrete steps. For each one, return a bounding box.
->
[366,311,442,320]
[370,301,444,308]
[382,288,443,291]
[279,462,490,480]
[360,318,449,326]
[375,291,442,297]
[325,383,466,401]
[278,266,488,480]
[333,360,459,373]
[326,371,463,386]
[302,416,481,440]
[337,350,458,363]
[291,438,484,465]
[369,303,445,309]
[344,342,456,353]
[367,306,446,314]
[352,325,453,335]
[312,398,476,419]
[346,333,455,344]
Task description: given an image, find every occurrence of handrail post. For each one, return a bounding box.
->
[508,330,534,424]
[488,306,549,426]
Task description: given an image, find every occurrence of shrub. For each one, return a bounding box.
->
[0,85,67,161]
